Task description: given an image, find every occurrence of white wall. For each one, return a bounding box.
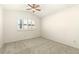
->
[0,6,3,48]
[4,10,40,43]
[41,7,79,49]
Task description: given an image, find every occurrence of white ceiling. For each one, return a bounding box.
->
[2,4,75,18]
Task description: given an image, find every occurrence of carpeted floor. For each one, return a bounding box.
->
[1,37,79,54]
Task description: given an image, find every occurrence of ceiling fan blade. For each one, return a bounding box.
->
[36,9,41,11]
[28,4,33,8]
[26,8,32,10]
[32,4,36,8]
[33,10,36,13]
[35,5,40,8]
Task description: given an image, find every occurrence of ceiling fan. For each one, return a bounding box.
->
[27,4,41,13]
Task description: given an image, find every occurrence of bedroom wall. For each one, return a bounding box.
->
[0,6,3,48]
[41,7,79,49]
[4,10,40,43]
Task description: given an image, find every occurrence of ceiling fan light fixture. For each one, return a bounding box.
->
[27,4,41,13]
[32,8,36,11]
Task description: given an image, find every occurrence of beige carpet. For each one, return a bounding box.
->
[1,37,79,54]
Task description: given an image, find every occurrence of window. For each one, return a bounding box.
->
[23,19,28,30]
[17,19,23,30]
[17,18,35,30]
